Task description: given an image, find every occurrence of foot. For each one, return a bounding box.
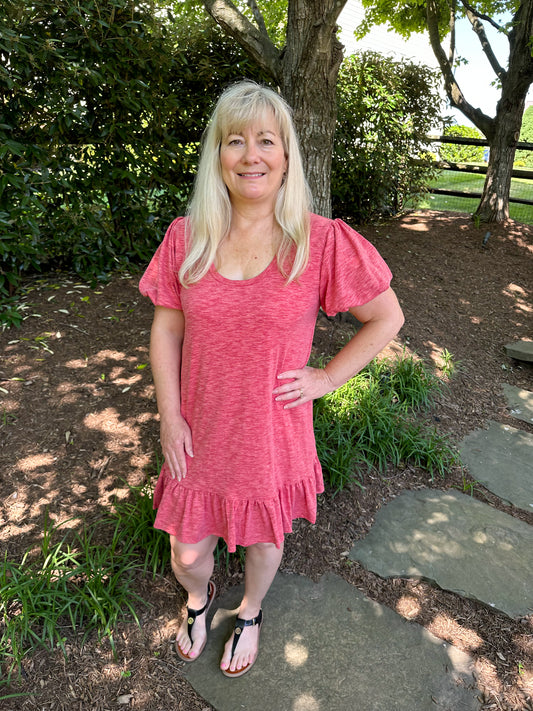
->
[176,580,216,662]
[220,608,263,677]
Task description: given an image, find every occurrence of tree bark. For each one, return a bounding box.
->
[203,0,347,217]
[475,0,533,222]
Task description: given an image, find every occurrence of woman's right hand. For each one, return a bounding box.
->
[160,415,194,481]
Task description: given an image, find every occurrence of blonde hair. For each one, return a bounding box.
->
[179,81,312,286]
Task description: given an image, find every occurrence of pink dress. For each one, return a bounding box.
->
[139,212,392,552]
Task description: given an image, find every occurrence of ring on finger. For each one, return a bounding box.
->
[299,388,304,398]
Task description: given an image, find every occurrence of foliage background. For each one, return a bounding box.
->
[439,125,486,164]
[0,0,477,325]
[332,52,445,221]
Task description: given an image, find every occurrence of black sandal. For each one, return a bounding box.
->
[221,609,263,678]
[176,580,216,662]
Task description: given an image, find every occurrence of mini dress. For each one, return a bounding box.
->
[139,212,392,552]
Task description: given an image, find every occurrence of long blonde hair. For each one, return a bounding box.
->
[179,81,312,286]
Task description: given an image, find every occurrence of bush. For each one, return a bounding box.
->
[332,52,445,221]
[440,125,485,164]
[0,0,266,324]
[313,354,459,492]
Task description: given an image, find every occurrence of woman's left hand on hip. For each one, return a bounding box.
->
[273,366,334,409]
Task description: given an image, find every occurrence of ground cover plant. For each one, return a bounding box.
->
[314,355,459,492]
[0,211,531,709]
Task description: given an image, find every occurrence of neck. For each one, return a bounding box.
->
[229,207,279,243]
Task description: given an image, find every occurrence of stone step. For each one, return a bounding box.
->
[184,572,480,711]
[460,420,533,512]
[502,383,533,426]
[349,489,533,618]
[504,340,533,362]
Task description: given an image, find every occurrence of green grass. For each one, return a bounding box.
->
[411,169,533,225]
[313,354,460,493]
[0,512,147,687]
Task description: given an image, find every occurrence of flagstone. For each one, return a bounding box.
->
[184,572,480,711]
[349,489,533,618]
[460,420,533,512]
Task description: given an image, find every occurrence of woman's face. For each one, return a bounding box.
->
[219,111,288,211]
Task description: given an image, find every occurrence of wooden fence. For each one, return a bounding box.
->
[426,135,533,208]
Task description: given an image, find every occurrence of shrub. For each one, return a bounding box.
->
[313,354,459,492]
[0,0,267,324]
[515,106,533,168]
[332,51,445,221]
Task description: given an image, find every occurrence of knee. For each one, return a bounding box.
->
[248,541,279,553]
[169,537,210,573]
[247,541,284,558]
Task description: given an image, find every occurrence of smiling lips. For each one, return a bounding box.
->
[238,172,265,177]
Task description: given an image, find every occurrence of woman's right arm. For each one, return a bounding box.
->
[150,305,193,481]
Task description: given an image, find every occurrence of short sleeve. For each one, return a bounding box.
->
[138,217,187,310]
[319,218,392,317]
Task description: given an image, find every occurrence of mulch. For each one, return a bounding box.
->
[0,209,532,710]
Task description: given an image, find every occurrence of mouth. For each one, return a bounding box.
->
[238,172,265,177]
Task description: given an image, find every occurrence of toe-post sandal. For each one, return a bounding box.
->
[221,608,263,678]
[176,579,216,662]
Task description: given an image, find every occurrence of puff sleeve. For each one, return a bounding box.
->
[319,218,392,317]
[138,217,186,309]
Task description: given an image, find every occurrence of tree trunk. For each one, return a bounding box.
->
[475,94,525,222]
[475,0,533,222]
[279,2,344,217]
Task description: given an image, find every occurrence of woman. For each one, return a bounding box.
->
[139,81,404,678]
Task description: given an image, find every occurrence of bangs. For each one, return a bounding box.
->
[214,89,289,149]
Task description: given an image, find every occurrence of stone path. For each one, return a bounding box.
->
[460,420,533,512]
[184,573,480,711]
[183,387,532,709]
[349,488,533,617]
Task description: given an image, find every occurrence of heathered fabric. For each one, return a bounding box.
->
[139,213,392,551]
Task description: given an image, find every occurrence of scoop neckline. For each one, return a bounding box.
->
[210,256,277,285]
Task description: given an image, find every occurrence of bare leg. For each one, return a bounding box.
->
[220,540,284,673]
[170,534,219,659]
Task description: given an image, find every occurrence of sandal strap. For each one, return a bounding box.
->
[186,582,214,644]
[230,609,263,658]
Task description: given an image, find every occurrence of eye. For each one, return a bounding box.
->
[227,137,243,146]
[261,138,274,146]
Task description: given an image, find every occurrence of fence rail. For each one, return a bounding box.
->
[425,135,533,209]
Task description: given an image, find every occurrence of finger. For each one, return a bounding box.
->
[166,449,186,481]
[275,390,301,402]
[284,396,307,409]
[184,433,194,458]
[273,381,302,396]
[277,370,302,381]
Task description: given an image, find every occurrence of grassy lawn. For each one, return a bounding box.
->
[411,169,533,225]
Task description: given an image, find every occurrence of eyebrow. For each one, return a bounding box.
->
[226,129,278,137]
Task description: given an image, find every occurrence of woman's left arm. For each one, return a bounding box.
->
[273,287,404,409]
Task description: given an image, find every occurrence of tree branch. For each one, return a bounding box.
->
[246,0,267,36]
[448,0,456,66]
[458,0,509,35]
[203,0,282,81]
[463,5,507,82]
[324,0,350,27]
[426,0,494,137]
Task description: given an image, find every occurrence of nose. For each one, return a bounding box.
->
[243,141,260,164]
